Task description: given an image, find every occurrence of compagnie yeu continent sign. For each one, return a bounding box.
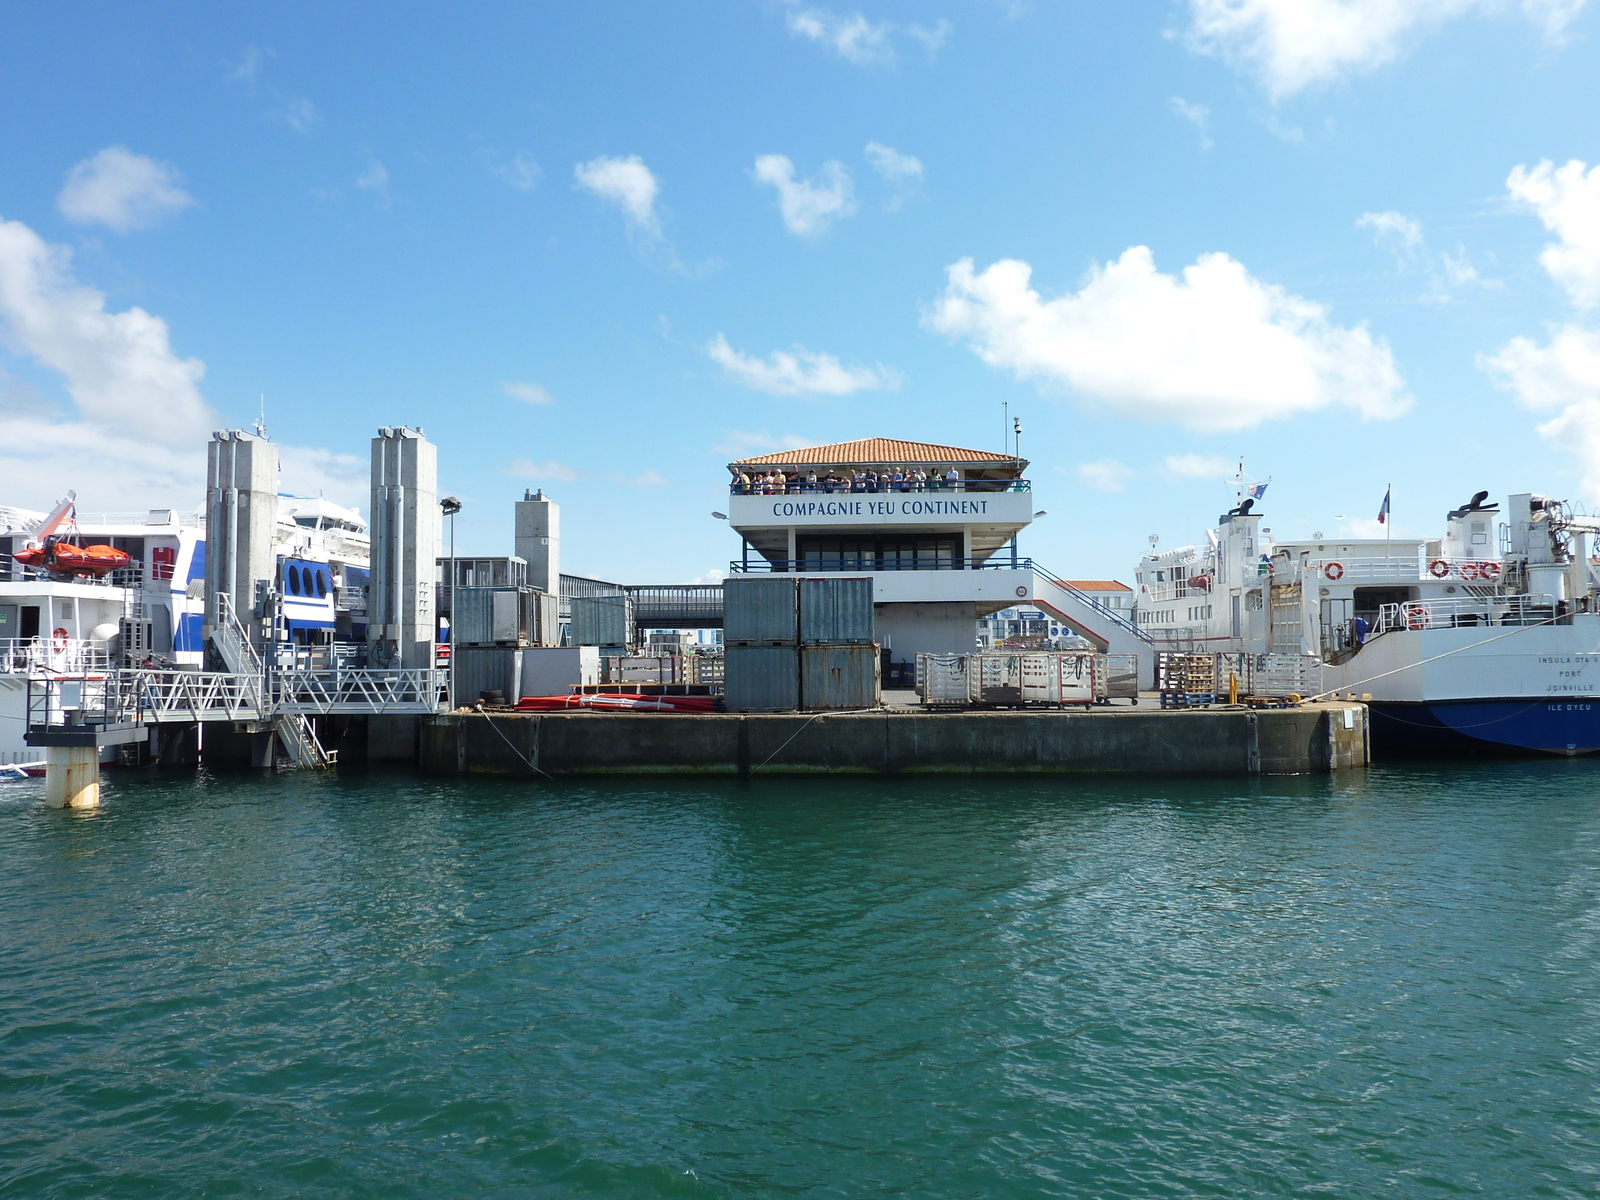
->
[766,498,995,518]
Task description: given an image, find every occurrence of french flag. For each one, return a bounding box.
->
[1377,486,1391,525]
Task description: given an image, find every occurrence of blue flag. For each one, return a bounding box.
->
[1247,482,1267,501]
[1377,486,1391,524]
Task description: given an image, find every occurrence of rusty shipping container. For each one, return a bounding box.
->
[723,645,800,712]
[723,576,798,646]
[799,643,881,711]
[798,577,874,645]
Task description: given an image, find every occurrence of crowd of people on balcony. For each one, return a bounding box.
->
[730,467,1025,495]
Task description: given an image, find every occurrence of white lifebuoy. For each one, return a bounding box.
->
[1429,559,1450,579]
[1405,605,1431,631]
[1324,561,1345,581]
[52,626,69,652]
[1015,586,1028,597]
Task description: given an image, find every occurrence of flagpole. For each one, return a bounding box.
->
[1386,483,1391,564]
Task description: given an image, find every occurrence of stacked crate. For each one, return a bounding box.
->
[1157,651,1219,708]
[451,585,553,707]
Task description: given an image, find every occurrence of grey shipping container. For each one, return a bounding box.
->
[570,594,633,648]
[800,643,880,710]
[533,591,561,647]
[723,645,799,712]
[798,577,874,645]
[723,576,798,645]
[452,586,544,647]
[453,645,523,706]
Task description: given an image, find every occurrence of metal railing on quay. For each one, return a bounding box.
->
[269,667,447,715]
[730,478,1032,496]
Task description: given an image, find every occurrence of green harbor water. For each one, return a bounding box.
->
[4,763,1600,1198]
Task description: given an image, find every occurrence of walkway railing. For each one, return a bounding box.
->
[0,638,109,676]
[269,667,447,715]
[730,478,1032,495]
[730,556,1034,573]
[1031,563,1151,644]
[1375,594,1556,635]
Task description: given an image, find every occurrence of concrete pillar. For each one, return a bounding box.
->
[514,490,561,595]
[204,430,279,642]
[369,427,440,670]
[45,746,99,809]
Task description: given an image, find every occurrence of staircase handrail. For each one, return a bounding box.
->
[213,592,264,677]
[1031,563,1153,643]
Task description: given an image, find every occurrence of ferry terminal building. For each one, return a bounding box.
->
[724,437,1147,671]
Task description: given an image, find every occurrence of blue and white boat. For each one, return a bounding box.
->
[1135,480,1600,756]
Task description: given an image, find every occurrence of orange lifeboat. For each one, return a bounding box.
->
[15,540,131,577]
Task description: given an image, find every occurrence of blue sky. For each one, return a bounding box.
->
[2,1,1599,583]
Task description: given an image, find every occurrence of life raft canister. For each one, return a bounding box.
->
[1324,561,1345,581]
[1429,559,1450,578]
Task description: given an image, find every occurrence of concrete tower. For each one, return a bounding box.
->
[369,427,440,669]
[514,489,560,595]
[204,429,279,643]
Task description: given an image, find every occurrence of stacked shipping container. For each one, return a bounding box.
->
[722,576,879,712]
[450,585,560,706]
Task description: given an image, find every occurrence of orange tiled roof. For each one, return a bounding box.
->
[1064,580,1131,591]
[733,437,1021,466]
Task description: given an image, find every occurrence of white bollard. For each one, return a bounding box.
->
[44,746,99,809]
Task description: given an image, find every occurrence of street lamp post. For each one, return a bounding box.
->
[440,496,462,641]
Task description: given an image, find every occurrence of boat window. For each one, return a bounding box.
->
[299,566,313,596]
[315,570,328,598]
[287,565,301,595]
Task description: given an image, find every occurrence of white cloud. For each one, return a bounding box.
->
[713,430,815,457]
[1507,159,1600,309]
[502,381,555,406]
[507,457,581,483]
[608,469,669,488]
[1183,0,1588,99]
[276,444,370,510]
[0,216,211,442]
[1075,460,1136,492]
[0,216,216,511]
[908,19,953,52]
[1357,210,1424,254]
[752,155,856,236]
[226,46,273,82]
[1163,453,1235,480]
[691,568,728,585]
[273,96,320,135]
[707,334,900,397]
[57,147,196,233]
[1168,98,1213,151]
[574,154,662,239]
[786,7,896,64]
[864,141,923,182]
[355,159,390,207]
[1483,327,1600,498]
[925,248,1408,432]
[486,150,541,192]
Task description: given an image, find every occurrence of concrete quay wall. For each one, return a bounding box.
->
[419,704,1368,778]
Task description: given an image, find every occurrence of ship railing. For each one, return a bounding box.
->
[1304,556,1504,584]
[729,478,1032,495]
[1374,593,1557,635]
[0,637,110,676]
[268,667,446,715]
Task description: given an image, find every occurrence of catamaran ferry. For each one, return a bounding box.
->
[0,491,371,768]
[1134,481,1600,755]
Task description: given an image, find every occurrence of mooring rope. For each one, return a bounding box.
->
[474,704,553,778]
[749,707,883,776]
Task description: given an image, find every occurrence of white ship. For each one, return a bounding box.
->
[1134,475,1600,755]
[0,490,370,769]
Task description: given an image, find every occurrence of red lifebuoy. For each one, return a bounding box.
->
[1460,561,1481,582]
[1015,586,1028,597]
[1405,605,1430,631]
[1324,561,1345,581]
[52,627,69,652]
[1482,561,1502,580]
[1429,559,1450,579]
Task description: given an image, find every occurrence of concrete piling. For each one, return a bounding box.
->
[44,746,99,809]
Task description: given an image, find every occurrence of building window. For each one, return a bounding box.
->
[796,534,960,571]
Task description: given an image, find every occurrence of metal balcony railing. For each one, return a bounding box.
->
[730,556,1034,573]
[0,638,110,676]
[730,478,1031,496]
[1374,593,1557,635]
